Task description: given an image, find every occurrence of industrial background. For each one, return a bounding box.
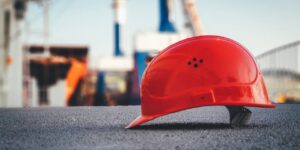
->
[0,0,300,108]
[256,41,300,103]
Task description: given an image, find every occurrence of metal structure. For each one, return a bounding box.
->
[181,0,204,36]
[112,0,126,56]
[95,0,133,106]
[0,0,27,107]
[158,0,176,32]
[256,41,300,102]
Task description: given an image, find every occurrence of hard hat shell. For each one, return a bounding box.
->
[127,35,275,128]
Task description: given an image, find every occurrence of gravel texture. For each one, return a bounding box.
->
[0,104,299,150]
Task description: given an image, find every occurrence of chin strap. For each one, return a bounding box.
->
[226,106,252,127]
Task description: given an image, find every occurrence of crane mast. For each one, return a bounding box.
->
[181,0,204,36]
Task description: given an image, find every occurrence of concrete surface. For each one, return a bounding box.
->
[0,104,299,150]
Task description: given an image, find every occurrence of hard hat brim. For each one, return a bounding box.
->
[126,115,157,129]
[126,103,275,129]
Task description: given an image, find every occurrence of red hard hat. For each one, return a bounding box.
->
[127,35,275,128]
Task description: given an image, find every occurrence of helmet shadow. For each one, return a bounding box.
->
[130,122,269,130]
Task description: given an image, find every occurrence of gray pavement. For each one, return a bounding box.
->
[0,104,299,150]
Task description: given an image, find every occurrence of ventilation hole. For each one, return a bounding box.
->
[194,64,198,68]
[193,58,197,61]
[187,61,191,65]
[201,96,205,100]
[199,59,203,63]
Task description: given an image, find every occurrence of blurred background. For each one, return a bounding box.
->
[0,0,299,107]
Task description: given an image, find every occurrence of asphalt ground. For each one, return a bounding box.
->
[0,104,299,150]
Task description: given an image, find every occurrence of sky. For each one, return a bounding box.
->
[26,0,300,67]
